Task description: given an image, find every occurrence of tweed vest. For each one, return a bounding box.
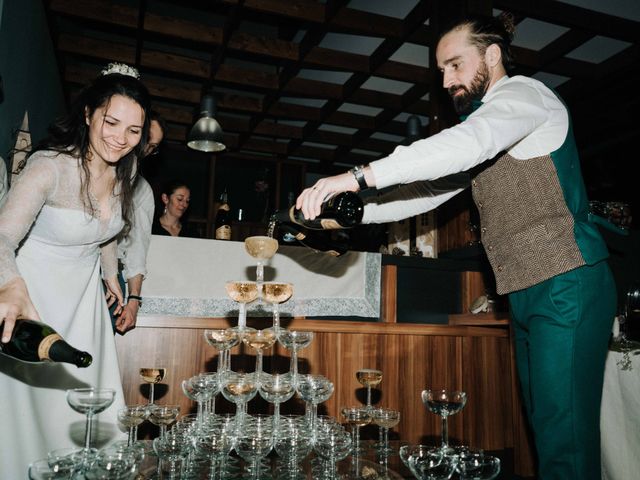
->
[471,150,609,295]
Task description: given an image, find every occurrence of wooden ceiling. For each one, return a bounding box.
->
[44,0,640,199]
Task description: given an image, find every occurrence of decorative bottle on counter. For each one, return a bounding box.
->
[0,318,93,367]
[271,191,364,230]
[214,190,232,240]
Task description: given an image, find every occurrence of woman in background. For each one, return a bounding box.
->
[0,63,150,476]
[152,180,200,237]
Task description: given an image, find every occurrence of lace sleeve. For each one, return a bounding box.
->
[0,153,58,287]
[100,238,119,280]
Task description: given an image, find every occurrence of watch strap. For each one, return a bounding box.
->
[349,165,369,191]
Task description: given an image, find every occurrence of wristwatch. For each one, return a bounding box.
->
[128,295,143,308]
[349,164,369,191]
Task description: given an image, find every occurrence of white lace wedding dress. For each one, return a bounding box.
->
[0,150,126,477]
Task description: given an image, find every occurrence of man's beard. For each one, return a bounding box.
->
[448,62,490,115]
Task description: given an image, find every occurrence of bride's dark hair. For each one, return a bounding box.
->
[31,72,151,236]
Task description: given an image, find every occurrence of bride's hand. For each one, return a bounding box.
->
[104,276,124,316]
[0,277,41,343]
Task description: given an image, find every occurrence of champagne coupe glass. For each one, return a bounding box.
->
[139,367,166,405]
[204,328,240,373]
[66,388,116,463]
[117,405,148,447]
[356,368,383,412]
[260,281,293,332]
[456,451,501,480]
[182,373,219,423]
[153,430,189,480]
[148,404,180,439]
[400,444,456,480]
[193,420,236,480]
[296,374,334,439]
[372,407,401,456]
[278,330,314,382]
[274,420,313,478]
[244,235,279,285]
[235,427,274,480]
[225,281,259,330]
[220,371,258,426]
[241,327,277,375]
[421,389,467,454]
[341,406,371,457]
[313,426,353,480]
[258,372,296,424]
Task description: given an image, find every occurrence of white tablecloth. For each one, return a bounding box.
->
[601,346,640,480]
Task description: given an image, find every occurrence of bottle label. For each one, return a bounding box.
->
[320,219,341,229]
[38,333,62,361]
[215,225,231,240]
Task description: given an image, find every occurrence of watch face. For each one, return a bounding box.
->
[470,295,489,314]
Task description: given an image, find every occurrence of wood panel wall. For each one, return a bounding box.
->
[115,315,534,476]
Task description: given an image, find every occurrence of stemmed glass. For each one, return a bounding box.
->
[153,430,189,480]
[340,406,371,457]
[139,367,166,405]
[220,371,258,425]
[182,373,219,423]
[372,407,401,455]
[235,426,274,480]
[421,389,467,454]
[244,235,279,285]
[204,328,240,373]
[278,330,314,381]
[313,426,353,480]
[241,327,277,375]
[194,419,237,480]
[225,281,259,330]
[66,387,116,464]
[261,281,293,332]
[258,372,296,424]
[274,420,313,478]
[117,405,148,447]
[400,444,457,480]
[456,450,501,480]
[296,374,334,438]
[356,368,383,412]
[147,404,180,439]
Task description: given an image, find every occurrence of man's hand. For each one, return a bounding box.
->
[115,300,138,334]
[104,276,124,317]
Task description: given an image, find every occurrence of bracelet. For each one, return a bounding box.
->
[349,164,369,191]
[128,295,142,306]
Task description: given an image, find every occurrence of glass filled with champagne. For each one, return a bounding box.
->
[244,235,279,284]
[225,281,259,330]
[139,367,166,405]
[356,368,383,411]
[261,281,293,332]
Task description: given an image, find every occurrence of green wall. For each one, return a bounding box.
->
[0,0,64,175]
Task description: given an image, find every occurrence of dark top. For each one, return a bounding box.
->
[152,219,201,238]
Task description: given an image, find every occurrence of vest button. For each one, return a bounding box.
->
[481,227,487,233]
[478,202,483,208]
[488,245,493,251]
[497,265,503,272]
[472,179,478,186]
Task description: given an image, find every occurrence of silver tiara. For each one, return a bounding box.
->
[100,62,140,79]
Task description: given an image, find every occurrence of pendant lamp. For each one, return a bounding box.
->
[187,93,225,152]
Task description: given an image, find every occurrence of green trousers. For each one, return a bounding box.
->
[509,260,616,480]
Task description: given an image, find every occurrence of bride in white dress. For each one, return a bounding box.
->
[0,64,151,477]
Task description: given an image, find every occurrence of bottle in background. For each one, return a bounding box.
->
[271,191,364,230]
[0,318,93,367]
[215,190,232,240]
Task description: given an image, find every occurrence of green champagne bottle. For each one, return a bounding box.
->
[0,319,92,368]
[272,191,364,230]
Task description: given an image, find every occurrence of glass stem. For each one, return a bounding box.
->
[366,386,372,409]
[149,383,155,405]
[256,351,263,374]
[274,403,280,426]
[197,401,204,423]
[441,416,449,448]
[239,303,247,329]
[128,426,135,447]
[256,262,264,284]
[290,350,298,378]
[384,427,389,453]
[84,413,93,450]
[273,304,280,331]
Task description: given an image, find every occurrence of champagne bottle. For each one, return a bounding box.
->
[277,223,349,257]
[214,190,232,240]
[0,319,93,367]
[272,191,364,230]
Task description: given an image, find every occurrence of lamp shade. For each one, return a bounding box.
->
[187,94,226,152]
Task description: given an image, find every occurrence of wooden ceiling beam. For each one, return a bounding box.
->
[539,29,595,64]
[495,0,640,43]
